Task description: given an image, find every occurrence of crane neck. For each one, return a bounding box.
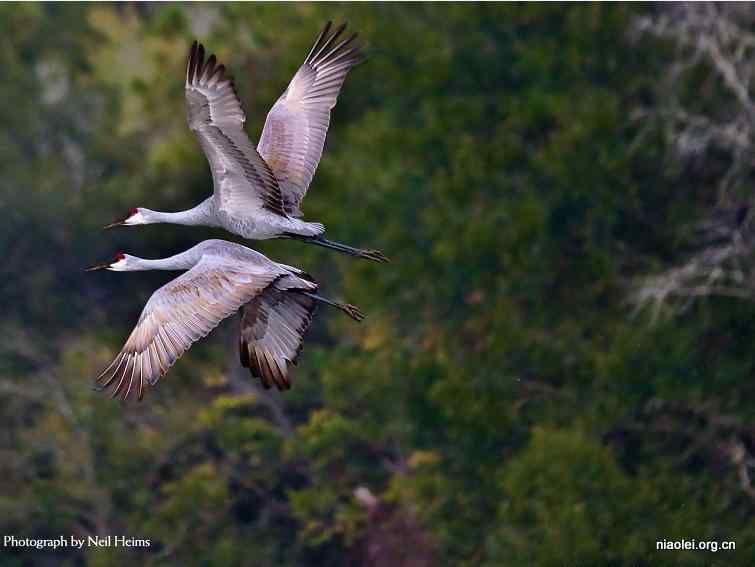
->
[142,198,216,226]
[125,245,209,271]
[128,257,191,271]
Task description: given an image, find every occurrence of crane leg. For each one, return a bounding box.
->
[286,234,389,263]
[301,292,365,322]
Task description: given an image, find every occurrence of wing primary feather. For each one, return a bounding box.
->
[147,344,160,385]
[204,54,217,81]
[310,22,347,65]
[127,354,144,401]
[263,351,282,390]
[187,41,198,85]
[151,337,168,384]
[142,348,153,388]
[305,21,333,64]
[269,353,287,391]
[123,359,136,402]
[157,327,177,366]
[251,348,271,389]
[197,44,206,76]
[239,334,250,368]
[259,351,274,388]
[319,32,358,65]
[133,354,144,401]
[96,352,124,387]
[109,355,132,400]
[321,45,362,70]
[272,355,290,390]
[137,370,145,401]
[139,352,148,401]
[208,64,225,85]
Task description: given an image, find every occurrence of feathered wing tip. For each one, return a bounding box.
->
[186,40,236,92]
[304,21,333,64]
[239,290,317,391]
[94,338,178,403]
[93,320,185,403]
[187,40,198,84]
[95,352,151,403]
[305,20,366,70]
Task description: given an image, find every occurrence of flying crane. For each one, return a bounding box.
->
[86,240,364,401]
[106,22,387,263]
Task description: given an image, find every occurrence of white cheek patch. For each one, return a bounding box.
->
[108,258,129,271]
[125,212,147,225]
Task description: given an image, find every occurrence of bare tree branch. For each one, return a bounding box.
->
[631,3,755,318]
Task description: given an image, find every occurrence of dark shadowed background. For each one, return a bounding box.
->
[2,3,755,566]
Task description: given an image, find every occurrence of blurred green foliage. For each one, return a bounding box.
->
[1,3,755,566]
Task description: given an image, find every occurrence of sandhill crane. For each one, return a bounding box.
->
[105,22,387,263]
[86,239,364,401]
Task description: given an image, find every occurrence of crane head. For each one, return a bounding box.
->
[85,252,127,272]
[104,208,145,229]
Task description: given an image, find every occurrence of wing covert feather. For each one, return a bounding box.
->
[185,41,287,217]
[257,22,365,216]
[96,257,282,401]
[239,287,317,390]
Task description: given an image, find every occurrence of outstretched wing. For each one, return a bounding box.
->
[257,22,365,216]
[96,257,282,401]
[239,287,317,390]
[185,41,287,217]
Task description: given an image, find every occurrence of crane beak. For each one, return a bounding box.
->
[104,211,133,230]
[85,260,111,272]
